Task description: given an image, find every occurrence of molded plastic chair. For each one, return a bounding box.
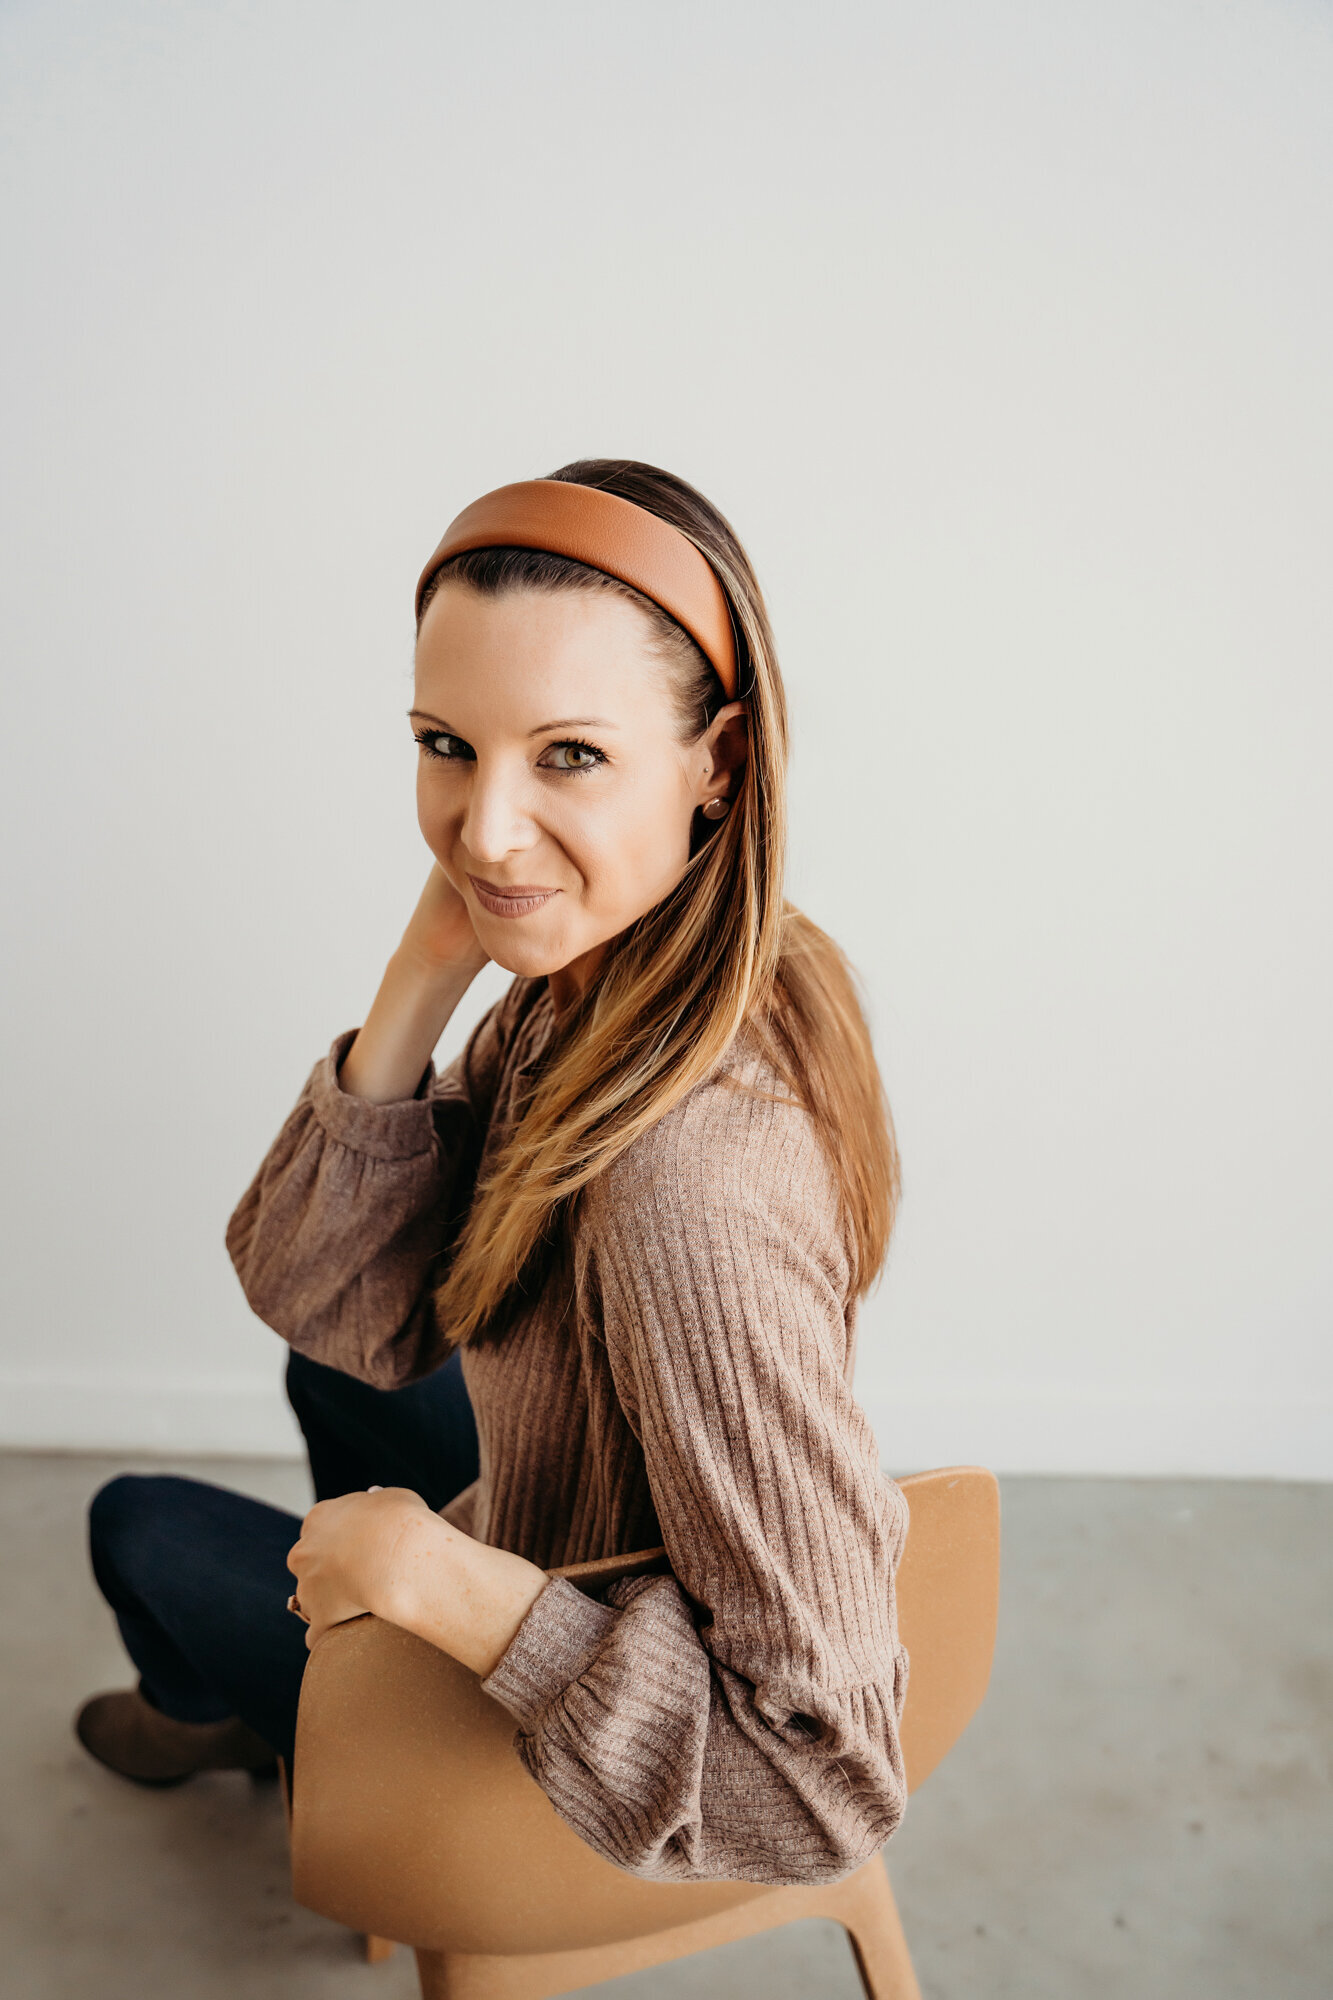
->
[286,1466,1000,1999]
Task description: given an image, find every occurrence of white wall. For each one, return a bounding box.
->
[2,0,1329,1476]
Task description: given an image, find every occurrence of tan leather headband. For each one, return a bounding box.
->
[414,479,739,700]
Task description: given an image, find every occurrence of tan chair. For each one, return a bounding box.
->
[285,1465,999,2000]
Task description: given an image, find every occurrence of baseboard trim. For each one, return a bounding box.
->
[0,1367,304,1458]
[866,1387,1333,1481]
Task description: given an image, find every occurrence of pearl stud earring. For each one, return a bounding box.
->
[701,797,730,820]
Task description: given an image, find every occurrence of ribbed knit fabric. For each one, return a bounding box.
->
[225,975,911,1886]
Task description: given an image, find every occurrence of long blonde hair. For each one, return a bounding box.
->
[423,459,900,1348]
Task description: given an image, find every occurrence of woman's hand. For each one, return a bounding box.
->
[338,863,490,1104]
[398,861,490,977]
[286,1486,426,1646]
[286,1486,551,1676]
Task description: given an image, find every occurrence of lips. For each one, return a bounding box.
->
[467,875,560,919]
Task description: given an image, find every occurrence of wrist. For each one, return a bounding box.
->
[340,952,480,1105]
[371,1506,452,1630]
[389,941,488,993]
[381,1512,550,1678]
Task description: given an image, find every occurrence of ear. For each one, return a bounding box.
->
[692,702,749,809]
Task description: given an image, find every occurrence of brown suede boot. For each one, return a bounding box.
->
[74,1683,278,1786]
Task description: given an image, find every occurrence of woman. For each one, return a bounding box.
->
[77,459,911,1887]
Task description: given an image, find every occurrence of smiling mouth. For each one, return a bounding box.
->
[467,875,561,918]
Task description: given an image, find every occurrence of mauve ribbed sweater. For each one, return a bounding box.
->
[225,974,910,1885]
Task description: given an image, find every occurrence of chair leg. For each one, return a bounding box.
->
[365,1934,397,1964]
[815,1855,922,2000]
[412,1856,920,2000]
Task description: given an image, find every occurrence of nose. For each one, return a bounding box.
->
[458,760,538,866]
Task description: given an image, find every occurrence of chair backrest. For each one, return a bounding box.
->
[890,1466,1001,1789]
[289,1465,999,1957]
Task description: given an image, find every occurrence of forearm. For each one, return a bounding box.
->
[338,947,483,1105]
[380,1509,550,1678]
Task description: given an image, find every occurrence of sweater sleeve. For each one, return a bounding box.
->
[224,985,518,1389]
[480,1071,911,1886]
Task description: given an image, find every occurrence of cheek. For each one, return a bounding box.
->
[565,774,693,916]
[416,771,459,851]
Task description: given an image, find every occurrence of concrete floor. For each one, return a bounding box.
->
[1,1455,1329,1999]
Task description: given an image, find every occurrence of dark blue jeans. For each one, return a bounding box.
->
[87,1349,479,1765]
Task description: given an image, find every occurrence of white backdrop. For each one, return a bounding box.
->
[2,0,1330,1476]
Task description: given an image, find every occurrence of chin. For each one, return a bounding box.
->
[480,930,581,981]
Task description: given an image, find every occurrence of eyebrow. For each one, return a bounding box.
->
[407,709,618,736]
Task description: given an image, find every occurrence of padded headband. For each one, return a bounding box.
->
[414,479,740,700]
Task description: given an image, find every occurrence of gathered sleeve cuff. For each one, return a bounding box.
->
[303,1028,444,1158]
[481,1578,619,1731]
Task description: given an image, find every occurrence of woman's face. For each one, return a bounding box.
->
[412,581,746,998]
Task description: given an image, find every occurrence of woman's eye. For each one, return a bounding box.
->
[415,730,473,761]
[542,741,604,772]
[413,730,602,772]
